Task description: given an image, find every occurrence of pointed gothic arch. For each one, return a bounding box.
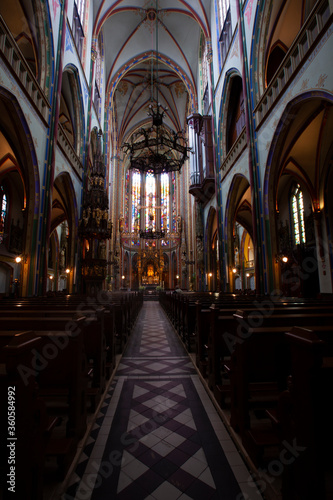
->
[51,172,79,293]
[0,87,40,295]
[264,91,333,295]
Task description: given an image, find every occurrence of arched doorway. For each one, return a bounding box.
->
[265,93,333,296]
[206,208,219,291]
[0,89,40,296]
[50,173,78,294]
[225,175,255,293]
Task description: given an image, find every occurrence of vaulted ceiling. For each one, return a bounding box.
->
[92,0,211,147]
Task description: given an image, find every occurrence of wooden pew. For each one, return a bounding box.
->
[194,295,235,376]
[195,296,258,385]
[0,290,142,372]
[208,305,333,406]
[0,332,77,498]
[33,326,88,440]
[228,325,292,455]
[111,299,127,353]
[0,319,89,435]
[251,326,333,498]
[281,327,333,499]
[228,320,333,469]
[108,291,142,352]
[182,296,203,351]
[195,301,212,376]
[0,310,106,407]
[0,332,46,500]
[0,298,117,377]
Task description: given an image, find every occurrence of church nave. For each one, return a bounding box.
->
[60,302,263,500]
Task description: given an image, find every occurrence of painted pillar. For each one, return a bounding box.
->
[207,37,226,292]
[236,0,265,294]
[38,0,68,295]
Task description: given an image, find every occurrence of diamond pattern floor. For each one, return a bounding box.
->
[63,302,264,500]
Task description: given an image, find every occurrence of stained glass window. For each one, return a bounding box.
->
[76,0,86,24]
[124,170,130,232]
[145,172,156,231]
[73,0,86,57]
[161,173,170,246]
[0,186,7,245]
[200,35,209,99]
[161,173,170,231]
[291,184,306,245]
[218,0,230,30]
[131,170,141,232]
[95,35,102,89]
[94,34,103,119]
[125,171,177,247]
[172,173,176,232]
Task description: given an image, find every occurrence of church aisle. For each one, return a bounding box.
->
[62,302,264,500]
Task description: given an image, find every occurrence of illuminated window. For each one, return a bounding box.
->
[125,171,177,246]
[218,0,230,31]
[73,0,86,57]
[1,190,6,219]
[131,170,141,232]
[172,173,176,232]
[145,172,156,231]
[124,170,130,232]
[0,186,7,245]
[76,0,86,24]
[94,34,103,120]
[200,35,209,104]
[161,173,170,231]
[291,184,306,245]
[218,0,231,64]
[161,173,170,246]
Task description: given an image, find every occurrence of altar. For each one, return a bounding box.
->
[141,263,159,285]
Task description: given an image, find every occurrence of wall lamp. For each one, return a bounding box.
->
[275,254,289,263]
[15,255,28,264]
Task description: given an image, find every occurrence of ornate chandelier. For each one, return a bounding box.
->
[122,104,190,174]
[139,229,165,239]
[121,3,191,174]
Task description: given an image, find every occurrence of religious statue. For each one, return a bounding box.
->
[11,278,20,299]
[95,208,101,226]
[196,237,204,271]
[177,215,182,233]
[9,218,23,253]
[134,215,140,233]
[119,215,124,233]
[60,248,66,268]
[98,241,106,260]
[195,202,203,240]
[278,220,291,254]
[162,214,167,231]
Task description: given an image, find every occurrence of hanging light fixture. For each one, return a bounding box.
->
[122,1,191,174]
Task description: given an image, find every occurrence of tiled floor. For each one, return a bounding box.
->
[61,302,264,500]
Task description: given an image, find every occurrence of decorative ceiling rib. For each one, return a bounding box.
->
[91,0,211,150]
